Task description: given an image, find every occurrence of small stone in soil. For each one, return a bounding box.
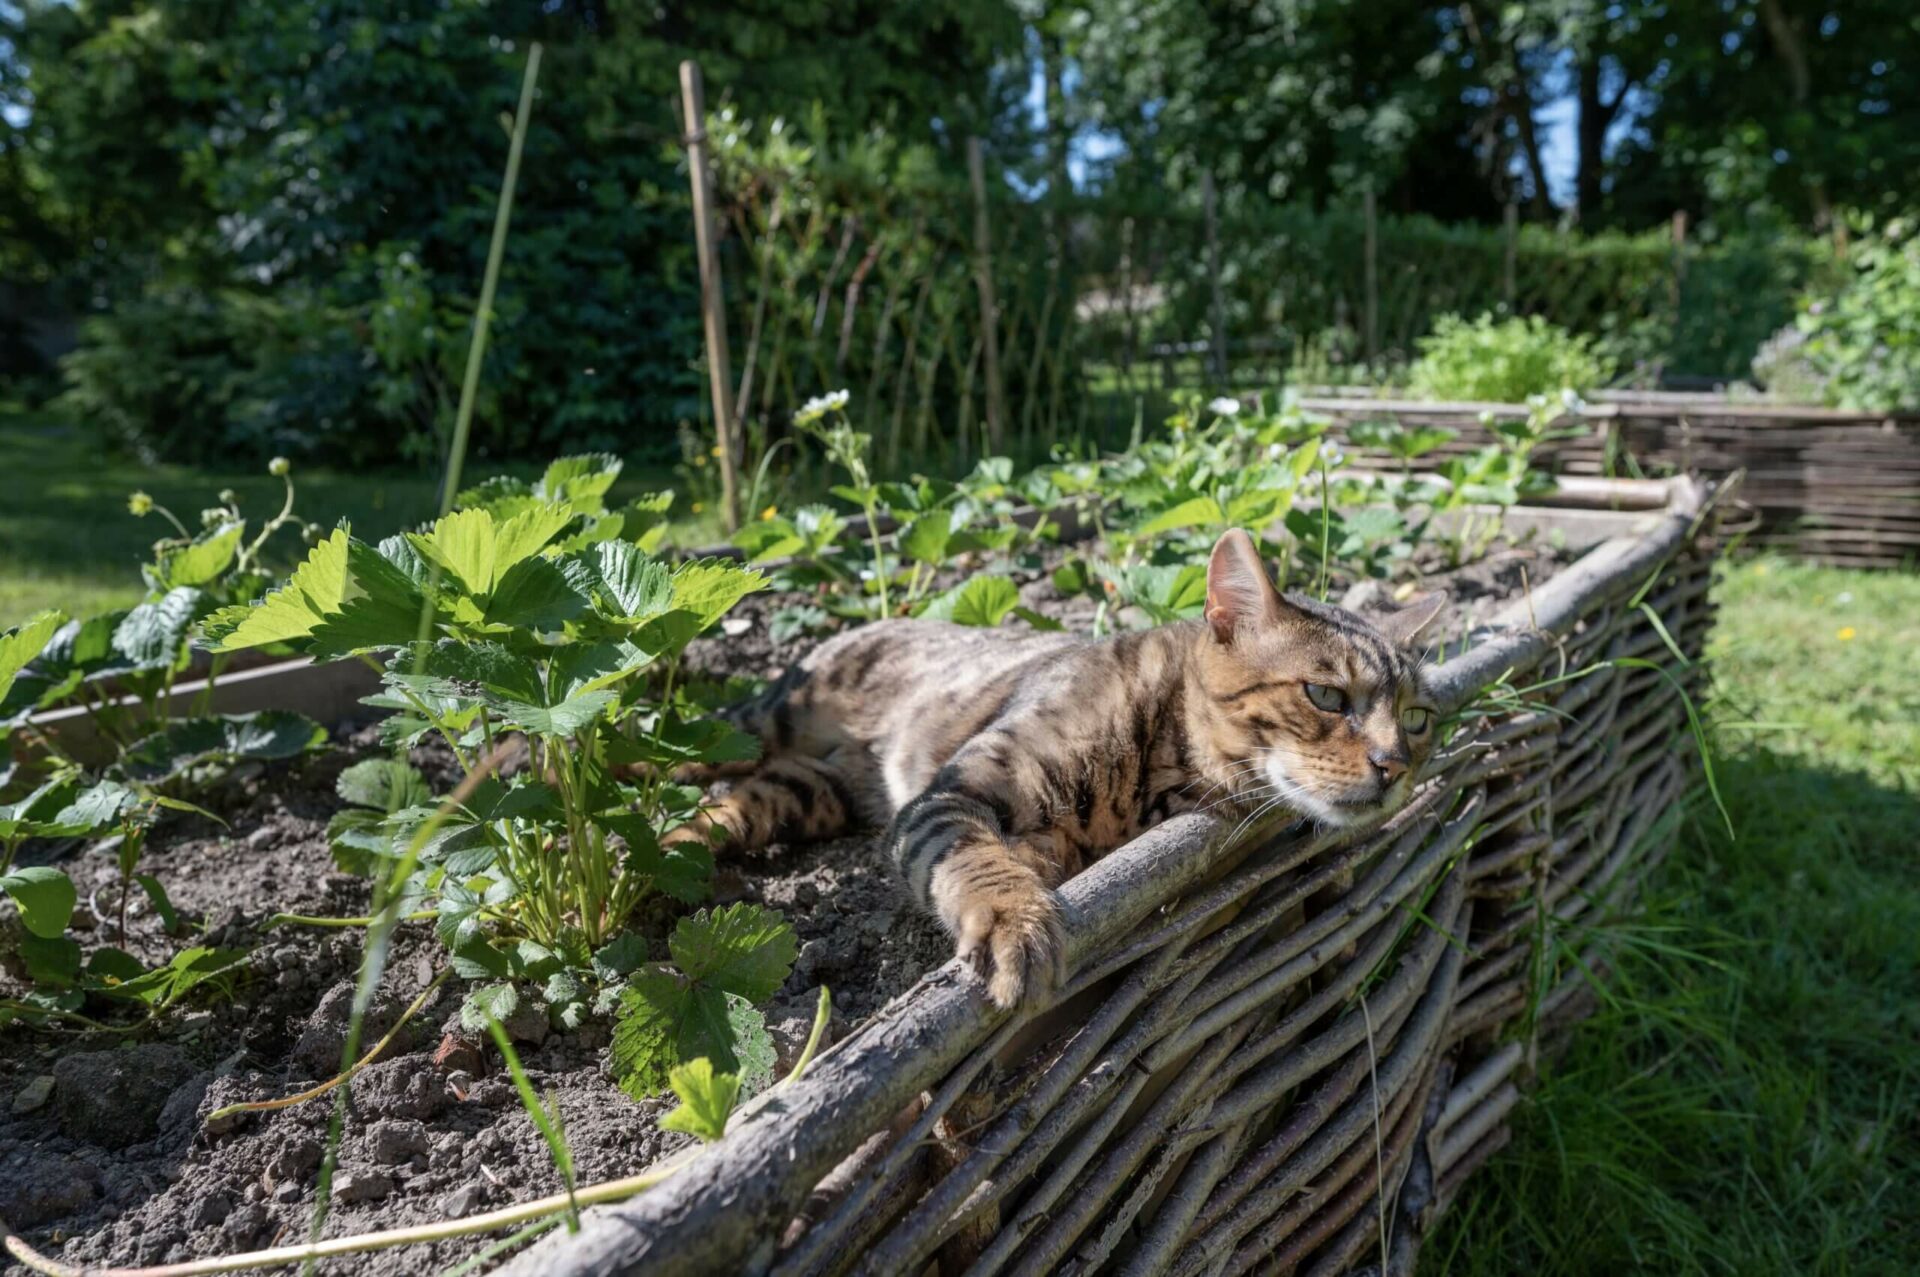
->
[269,1136,323,1182]
[366,1117,430,1165]
[331,1170,394,1204]
[12,1073,53,1114]
[441,1183,488,1218]
[188,1192,233,1229]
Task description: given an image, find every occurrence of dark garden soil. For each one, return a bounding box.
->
[0,530,1572,1275]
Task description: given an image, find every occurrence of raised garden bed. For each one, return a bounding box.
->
[495,474,1728,1276]
[1299,390,1919,568]
[0,438,1728,1275]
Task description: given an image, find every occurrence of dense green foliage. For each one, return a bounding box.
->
[3,1,1914,464]
[1794,216,1920,410]
[1408,313,1614,403]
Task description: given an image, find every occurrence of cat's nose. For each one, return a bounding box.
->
[1368,750,1408,785]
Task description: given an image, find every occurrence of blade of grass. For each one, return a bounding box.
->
[485,1017,581,1231]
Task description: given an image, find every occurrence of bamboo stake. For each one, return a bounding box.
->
[1503,201,1518,308]
[1363,181,1379,365]
[680,60,741,533]
[1204,170,1227,383]
[967,138,1008,453]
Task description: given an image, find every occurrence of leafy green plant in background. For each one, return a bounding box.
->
[1408,313,1614,404]
[204,454,772,1034]
[1794,214,1920,412]
[1,457,324,765]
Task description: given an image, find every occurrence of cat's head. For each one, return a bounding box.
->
[1193,528,1444,828]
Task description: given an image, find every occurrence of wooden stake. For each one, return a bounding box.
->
[1363,181,1379,365]
[968,138,1008,454]
[1203,170,1227,383]
[1503,202,1518,308]
[679,60,741,532]
[1670,208,1689,316]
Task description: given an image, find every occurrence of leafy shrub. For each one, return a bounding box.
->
[1794,217,1920,412]
[1407,313,1614,404]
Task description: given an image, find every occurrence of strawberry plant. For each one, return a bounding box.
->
[204,454,773,1032]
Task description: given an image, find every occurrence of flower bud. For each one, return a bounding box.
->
[127,491,154,516]
[268,456,291,477]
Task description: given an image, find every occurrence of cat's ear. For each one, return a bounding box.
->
[1370,592,1447,648]
[1205,529,1280,643]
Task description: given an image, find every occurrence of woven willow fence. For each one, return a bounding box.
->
[1301,391,1920,569]
[507,476,1725,1277]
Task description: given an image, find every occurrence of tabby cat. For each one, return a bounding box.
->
[666,529,1445,1007]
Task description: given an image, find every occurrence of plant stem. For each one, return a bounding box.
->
[0,1160,684,1277]
[264,908,439,929]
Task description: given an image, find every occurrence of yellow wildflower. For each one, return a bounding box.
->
[760,505,778,521]
[1837,626,1856,641]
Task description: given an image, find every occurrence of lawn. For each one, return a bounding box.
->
[1432,556,1920,1274]
[0,408,719,628]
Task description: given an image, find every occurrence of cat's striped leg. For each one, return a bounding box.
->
[662,756,857,852]
[890,782,1067,1009]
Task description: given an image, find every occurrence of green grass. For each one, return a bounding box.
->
[0,408,721,628]
[1431,557,1920,1274]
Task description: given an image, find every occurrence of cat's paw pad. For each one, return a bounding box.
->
[942,864,1067,1009]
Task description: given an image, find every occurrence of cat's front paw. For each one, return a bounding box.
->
[930,843,1068,1009]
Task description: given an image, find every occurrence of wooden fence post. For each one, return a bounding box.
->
[1670,208,1689,318]
[1203,170,1227,384]
[1362,181,1379,365]
[679,60,741,533]
[967,138,1008,456]
[1503,201,1518,309]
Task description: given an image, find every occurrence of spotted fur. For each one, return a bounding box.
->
[665,530,1444,1007]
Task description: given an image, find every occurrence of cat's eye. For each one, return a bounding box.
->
[1303,683,1346,714]
[1401,706,1434,735]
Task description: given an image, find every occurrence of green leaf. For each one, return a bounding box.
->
[609,817,713,904]
[611,970,771,1098]
[592,932,647,980]
[1134,495,1225,537]
[19,933,81,989]
[658,1058,741,1143]
[406,508,498,597]
[326,807,392,875]
[336,758,431,812]
[727,996,778,1092]
[607,718,762,771]
[147,521,243,590]
[490,502,577,588]
[52,779,138,831]
[0,610,65,704]
[121,712,326,782]
[1012,606,1065,632]
[461,982,521,1032]
[87,947,146,984]
[668,903,798,1003]
[485,555,590,629]
[587,542,674,621]
[538,453,623,510]
[205,527,353,651]
[899,513,953,566]
[730,519,804,563]
[134,875,182,934]
[113,587,205,669]
[1,866,77,939]
[918,576,1022,628]
[98,946,248,1007]
[411,640,545,705]
[668,560,768,631]
[494,688,617,738]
